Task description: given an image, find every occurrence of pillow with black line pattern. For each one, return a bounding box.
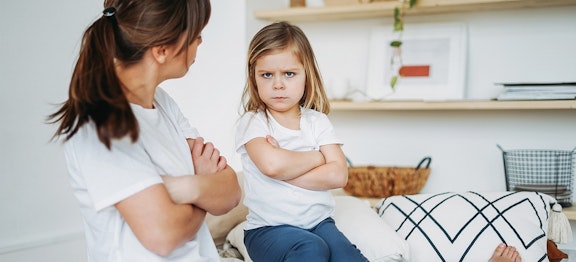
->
[376,191,554,262]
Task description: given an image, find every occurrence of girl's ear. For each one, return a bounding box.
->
[150,45,168,64]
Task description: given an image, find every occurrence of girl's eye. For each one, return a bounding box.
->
[285,72,295,78]
[262,73,272,79]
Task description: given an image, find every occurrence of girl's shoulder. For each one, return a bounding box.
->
[237,110,266,127]
[301,107,328,121]
[239,110,266,120]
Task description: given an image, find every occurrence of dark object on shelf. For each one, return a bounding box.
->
[344,156,431,198]
[496,82,576,101]
[290,0,306,7]
[498,145,576,207]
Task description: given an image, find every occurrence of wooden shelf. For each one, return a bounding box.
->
[255,0,576,22]
[329,100,576,111]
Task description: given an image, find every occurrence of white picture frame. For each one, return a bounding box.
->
[365,22,468,101]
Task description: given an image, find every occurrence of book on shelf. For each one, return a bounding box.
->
[496,82,576,101]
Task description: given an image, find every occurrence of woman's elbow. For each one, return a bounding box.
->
[226,173,243,210]
[211,186,242,216]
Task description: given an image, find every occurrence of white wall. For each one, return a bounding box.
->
[0,0,100,260]
[2,0,575,260]
[0,0,245,261]
[162,1,247,170]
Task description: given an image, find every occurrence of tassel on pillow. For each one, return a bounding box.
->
[548,203,573,244]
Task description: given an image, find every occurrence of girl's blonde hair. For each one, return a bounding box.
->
[241,21,330,115]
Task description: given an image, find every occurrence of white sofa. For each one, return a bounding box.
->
[206,173,566,262]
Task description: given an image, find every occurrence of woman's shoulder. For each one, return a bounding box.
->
[154,87,173,103]
[153,86,183,114]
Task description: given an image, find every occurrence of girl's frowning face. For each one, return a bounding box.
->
[254,49,305,116]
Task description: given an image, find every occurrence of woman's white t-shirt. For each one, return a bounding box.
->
[235,108,342,230]
[64,87,219,261]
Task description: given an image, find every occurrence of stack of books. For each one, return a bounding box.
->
[496,82,576,101]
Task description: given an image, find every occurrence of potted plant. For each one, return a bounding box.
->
[389,0,417,89]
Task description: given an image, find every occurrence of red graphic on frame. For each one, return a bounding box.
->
[399,65,430,77]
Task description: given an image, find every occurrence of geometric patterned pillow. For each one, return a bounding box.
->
[376,191,555,262]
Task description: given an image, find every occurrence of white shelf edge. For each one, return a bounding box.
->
[329,100,576,111]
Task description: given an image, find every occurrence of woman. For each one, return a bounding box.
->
[48,0,240,260]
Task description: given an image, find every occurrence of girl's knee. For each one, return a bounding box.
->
[285,236,330,261]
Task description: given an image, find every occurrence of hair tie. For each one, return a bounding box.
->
[103,7,116,17]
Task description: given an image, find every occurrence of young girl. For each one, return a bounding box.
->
[235,21,368,262]
[48,0,240,260]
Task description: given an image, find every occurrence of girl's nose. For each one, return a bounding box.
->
[273,77,284,90]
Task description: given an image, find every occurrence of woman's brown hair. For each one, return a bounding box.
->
[48,0,211,149]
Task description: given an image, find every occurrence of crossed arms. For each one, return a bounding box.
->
[115,137,241,256]
[245,135,348,191]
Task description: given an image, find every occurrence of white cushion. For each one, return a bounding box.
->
[227,221,252,262]
[333,196,410,261]
[225,196,410,262]
[376,191,554,262]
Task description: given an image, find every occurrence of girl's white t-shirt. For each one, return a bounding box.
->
[235,108,342,230]
[64,87,219,261]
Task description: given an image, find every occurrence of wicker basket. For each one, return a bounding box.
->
[344,157,431,198]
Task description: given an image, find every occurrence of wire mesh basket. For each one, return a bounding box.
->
[498,145,576,207]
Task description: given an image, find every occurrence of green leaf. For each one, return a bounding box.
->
[390,40,402,47]
[409,0,417,8]
[390,76,398,89]
[393,7,403,32]
[393,20,403,32]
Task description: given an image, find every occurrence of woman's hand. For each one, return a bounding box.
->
[161,167,241,215]
[159,138,241,215]
[188,137,227,175]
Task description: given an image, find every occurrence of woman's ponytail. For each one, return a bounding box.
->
[49,9,137,149]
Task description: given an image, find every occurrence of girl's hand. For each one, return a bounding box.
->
[266,135,280,148]
[188,137,227,175]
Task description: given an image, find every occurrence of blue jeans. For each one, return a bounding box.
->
[244,217,368,262]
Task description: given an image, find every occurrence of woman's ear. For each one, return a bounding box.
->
[150,45,168,64]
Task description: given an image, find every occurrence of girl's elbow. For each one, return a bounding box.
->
[152,245,177,257]
[336,175,348,188]
[141,237,180,257]
[335,169,349,188]
[258,164,283,179]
